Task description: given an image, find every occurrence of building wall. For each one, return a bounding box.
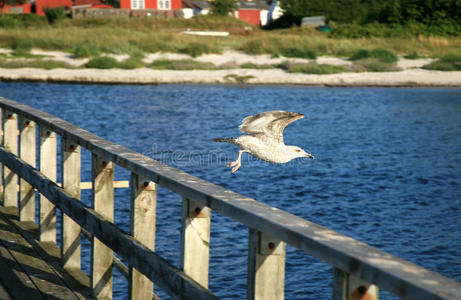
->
[35,0,72,15]
[2,3,31,14]
[120,0,181,10]
[238,9,260,26]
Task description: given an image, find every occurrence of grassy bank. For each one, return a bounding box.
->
[1,15,461,60]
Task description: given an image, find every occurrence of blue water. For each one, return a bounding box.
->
[1,82,460,299]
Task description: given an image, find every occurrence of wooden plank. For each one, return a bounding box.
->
[39,127,57,242]
[0,148,218,300]
[1,97,461,300]
[247,229,286,300]
[0,281,12,300]
[333,268,379,300]
[0,208,81,300]
[91,154,114,299]
[180,197,211,288]
[0,205,93,300]
[3,110,18,207]
[129,174,156,300]
[19,117,36,222]
[62,138,81,269]
[0,234,46,300]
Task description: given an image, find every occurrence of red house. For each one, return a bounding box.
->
[120,0,182,10]
[236,0,269,26]
[34,0,72,15]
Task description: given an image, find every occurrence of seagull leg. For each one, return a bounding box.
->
[226,150,247,173]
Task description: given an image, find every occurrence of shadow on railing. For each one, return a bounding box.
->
[0,96,459,300]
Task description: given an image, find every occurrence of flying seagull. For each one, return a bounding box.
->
[213,110,314,173]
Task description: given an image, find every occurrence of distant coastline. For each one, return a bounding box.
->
[1,49,461,87]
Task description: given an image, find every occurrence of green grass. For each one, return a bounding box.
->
[119,57,145,69]
[149,59,215,70]
[350,48,398,63]
[284,62,348,74]
[422,54,461,71]
[240,62,275,69]
[85,56,119,69]
[2,14,461,69]
[0,59,75,69]
[11,51,49,59]
[180,42,218,57]
[351,58,399,72]
[73,44,101,58]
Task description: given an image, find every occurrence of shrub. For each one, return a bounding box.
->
[149,59,215,70]
[350,49,369,61]
[422,54,461,71]
[73,45,92,58]
[180,42,212,57]
[352,58,399,72]
[119,57,145,69]
[285,63,348,74]
[211,0,237,16]
[370,48,398,63]
[85,56,119,69]
[129,49,145,60]
[350,48,398,63]
[280,47,317,59]
[43,6,68,24]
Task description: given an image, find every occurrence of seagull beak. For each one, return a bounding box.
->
[305,153,315,159]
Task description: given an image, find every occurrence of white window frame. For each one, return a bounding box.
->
[131,0,145,9]
[157,0,171,10]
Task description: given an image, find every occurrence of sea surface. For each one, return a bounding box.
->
[1,82,460,299]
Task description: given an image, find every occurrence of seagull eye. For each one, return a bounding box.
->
[296,149,301,152]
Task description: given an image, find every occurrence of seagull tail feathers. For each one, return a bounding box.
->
[213,138,234,143]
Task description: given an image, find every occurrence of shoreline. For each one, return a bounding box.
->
[1,68,461,87]
[1,49,461,87]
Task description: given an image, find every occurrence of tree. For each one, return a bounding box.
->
[211,0,237,17]
[0,0,27,15]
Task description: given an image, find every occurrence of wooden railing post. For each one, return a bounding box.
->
[3,110,18,207]
[91,154,114,299]
[39,128,57,242]
[180,197,211,288]
[129,173,156,300]
[247,229,286,300]
[333,268,379,300]
[19,117,36,222]
[61,138,81,269]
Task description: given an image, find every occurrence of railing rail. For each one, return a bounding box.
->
[0,96,460,300]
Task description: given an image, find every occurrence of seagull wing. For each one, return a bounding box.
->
[239,111,304,143]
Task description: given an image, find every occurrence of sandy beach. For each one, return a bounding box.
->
[1,49,460,86]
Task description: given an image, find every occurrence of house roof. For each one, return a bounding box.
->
[237,0,270,10]
[72,0,107,7]
[185,0,270,10]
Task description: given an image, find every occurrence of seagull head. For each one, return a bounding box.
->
[287,146,315,160]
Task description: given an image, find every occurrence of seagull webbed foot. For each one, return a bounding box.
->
[226,160,241,173]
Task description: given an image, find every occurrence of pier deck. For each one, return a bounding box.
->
[0,206,93,300]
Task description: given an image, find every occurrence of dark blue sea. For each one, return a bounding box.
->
[1,82,460,299]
